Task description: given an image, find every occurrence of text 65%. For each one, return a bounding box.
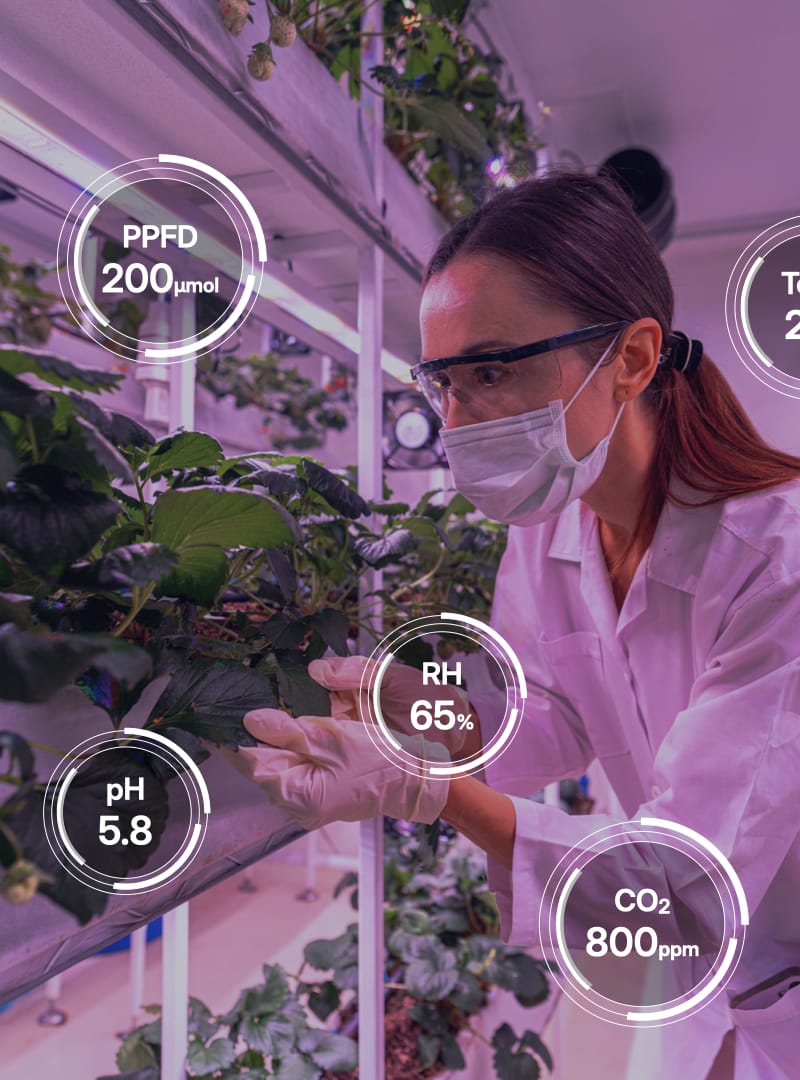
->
[410,701,473,732]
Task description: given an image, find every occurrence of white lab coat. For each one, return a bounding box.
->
[474,478,800,1079]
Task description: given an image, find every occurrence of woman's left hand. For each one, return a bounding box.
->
[222,707,450,830]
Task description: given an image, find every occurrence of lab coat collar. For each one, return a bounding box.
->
[546,477,721,596]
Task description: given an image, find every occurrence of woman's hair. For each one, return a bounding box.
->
[422,168,800,571]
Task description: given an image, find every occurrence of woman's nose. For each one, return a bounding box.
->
[440,393,474,431]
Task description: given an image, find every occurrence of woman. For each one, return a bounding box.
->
[230,171,800,1079]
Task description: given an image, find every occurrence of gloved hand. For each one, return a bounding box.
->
[308,654,472,754]
[224,707,450,830]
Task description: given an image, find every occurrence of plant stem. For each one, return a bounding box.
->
[25,416,39,463]
[462,1019,494,1048]
[111,584,146,638]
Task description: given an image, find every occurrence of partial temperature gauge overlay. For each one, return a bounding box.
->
[539,818,749,1027]
[43,729,210,896]
[726,216,800,395]
[358,612,527,781]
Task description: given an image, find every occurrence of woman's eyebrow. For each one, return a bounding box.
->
[419,339,517,362]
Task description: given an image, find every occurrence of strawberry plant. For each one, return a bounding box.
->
[0,342,506,921]
[213,1,546,222]
[100,821,552,1080]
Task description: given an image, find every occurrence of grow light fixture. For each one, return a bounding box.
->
[0,101,413,382]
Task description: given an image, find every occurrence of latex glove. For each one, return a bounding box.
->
[308,655,472,754]
[224,707,450,830]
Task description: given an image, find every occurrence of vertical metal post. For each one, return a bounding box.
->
[357,4,386,1074]
[168,255,197,433]
[161,904,190,1080]
[159,256,196,1080]
[356,243,386,1080]
[129,925,147,1030]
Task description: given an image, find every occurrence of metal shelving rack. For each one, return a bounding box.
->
[0,2,450,1076]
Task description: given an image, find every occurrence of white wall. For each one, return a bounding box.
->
[664,229,800,454]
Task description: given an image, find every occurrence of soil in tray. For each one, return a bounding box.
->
[322,991,467,1080]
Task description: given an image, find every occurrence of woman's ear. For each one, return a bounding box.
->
[613,318,662,401]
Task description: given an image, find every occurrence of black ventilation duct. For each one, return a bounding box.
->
[599,148,676,250]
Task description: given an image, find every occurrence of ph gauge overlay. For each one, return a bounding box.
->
[42,728,211,896]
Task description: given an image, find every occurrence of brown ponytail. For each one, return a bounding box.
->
[422,168,800,568]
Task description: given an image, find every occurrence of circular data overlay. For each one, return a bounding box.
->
[57,155,267,365]
[726,216,800,396]
[539,818,749,1027]
[359,612,527,781]
[43,728,210,896]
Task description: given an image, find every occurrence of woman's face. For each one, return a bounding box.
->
[419,254,623,459]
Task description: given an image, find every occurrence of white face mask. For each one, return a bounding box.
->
[439,337,625,526]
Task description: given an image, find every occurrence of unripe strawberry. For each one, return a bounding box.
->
[2,859,41,904]
[248,42,277,81]
[270,14,297,47]
[219,0,249,35]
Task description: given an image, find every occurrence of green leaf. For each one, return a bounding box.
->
[303,926,356,972]
[440,1032,466,1070]
[0,625,151,703]
[408,1002,449,1036]
[0,417,19,484]
[417,1033,442,1068]
[305,980,340,1021]
[405,938,460,1000]
[106,411,155,449]
[68,413,134,482]
[492,1047,541,1080]
[507,952,550,1008]
[275,650,331,716]
[0,464,120,574]
[298,1029,357,1072]
[268,547,297,603]
[300,459,369,519]
[116,1022,162,1072]
[520,1030,553,1071]
[240,463,307,500]
[447,971,484,1013]
[143,432,223,480]
[332,870,358,898]
[492,1023,516,1051]
[369,500,410,516]
[146,658,278,748]
[429,0,470,22]
[406,97,491,162]
[274,1056,320,1080]
[64,543,177,589]
[306,608,349,656]
[0,731,35,781]
[188,996,217,1041]
[66,392,154,452]
[187,1037,236,1072]
[352,528,415,568]
[0,345,120,392]
[228,964,290,1021]
[151,487,298,551]
[0,368,54,419]
[151,487,297,605]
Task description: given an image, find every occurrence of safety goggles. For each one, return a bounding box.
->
[411,321,631,422]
